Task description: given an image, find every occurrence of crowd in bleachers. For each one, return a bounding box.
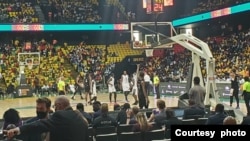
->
[191,0,250,15]
[2,97,250,141]
[0,0,39,23]
[0,39,74,97]
[40,0,101,23]
[140,27,250,82]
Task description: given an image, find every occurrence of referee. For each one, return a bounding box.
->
[242,76,250,115]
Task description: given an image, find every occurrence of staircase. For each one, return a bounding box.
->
[34,5,45,23]
[63,59,79,80]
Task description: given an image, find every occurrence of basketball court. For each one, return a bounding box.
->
[0,93,247,122]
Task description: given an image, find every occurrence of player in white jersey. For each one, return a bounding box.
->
[132,64,140,105]
[91,76,97,101]
[108,73,117,103]
[121,71,130,102]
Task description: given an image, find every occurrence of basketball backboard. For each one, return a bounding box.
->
[130,22,177,49]
[18,52,40,66]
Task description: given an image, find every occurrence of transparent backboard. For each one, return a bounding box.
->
[18,52,40,66]
[130,22,177,49]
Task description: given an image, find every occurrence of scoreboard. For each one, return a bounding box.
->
[153,0,164,13]
[144,0,173,14]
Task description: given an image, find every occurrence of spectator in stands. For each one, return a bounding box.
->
[148,99,166,127]
[5,96,89,141]
[241,113,250,125]
[92,101,101,120]
[164,108,182,139]
[126,106,140,124]
[93,103,117,128]
[189,76,205,109]
[114,103,121,111]
[3,109,23,130]
[116,103,130,124]
[183,99,205,119]
[23,97,52,141]
[132,112,152,132]
[242,76,250,115]
[230,69,240,109]
[76,103,92,124]
[223,116,237,125]
[206,103,227,125]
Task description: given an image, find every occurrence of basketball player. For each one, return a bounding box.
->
[138,71,150,109]
[85,72,92,105]
[131,64,140,105]
[89,74,97,104]
[71,74,84,100]
[121,71,130,102]
[108,73,117,103]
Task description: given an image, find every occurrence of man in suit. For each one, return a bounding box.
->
[183,99,205,119]
[206,103,227,125]
[5,95,89,141]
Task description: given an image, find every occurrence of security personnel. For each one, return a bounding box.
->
[153,72,160,99]
[242,76,250,115]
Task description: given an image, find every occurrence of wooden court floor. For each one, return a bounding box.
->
[0,93,247,120]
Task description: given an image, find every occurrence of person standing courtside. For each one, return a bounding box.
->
[242,76,250,115]
[121,71,130,102]
[57,76,66,95]
[153,72,160,99]
[189,76,205,109]
[230,69,240,109]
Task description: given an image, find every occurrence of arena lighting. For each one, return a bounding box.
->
[172,2,250,27]
[0,24,129,31]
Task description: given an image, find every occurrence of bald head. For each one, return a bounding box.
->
[54,95,70,111]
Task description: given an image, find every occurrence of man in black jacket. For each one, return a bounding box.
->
[22,97,52,141]
[183,99,205,119]
[5,95,89,141]
[206,103,227,125]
